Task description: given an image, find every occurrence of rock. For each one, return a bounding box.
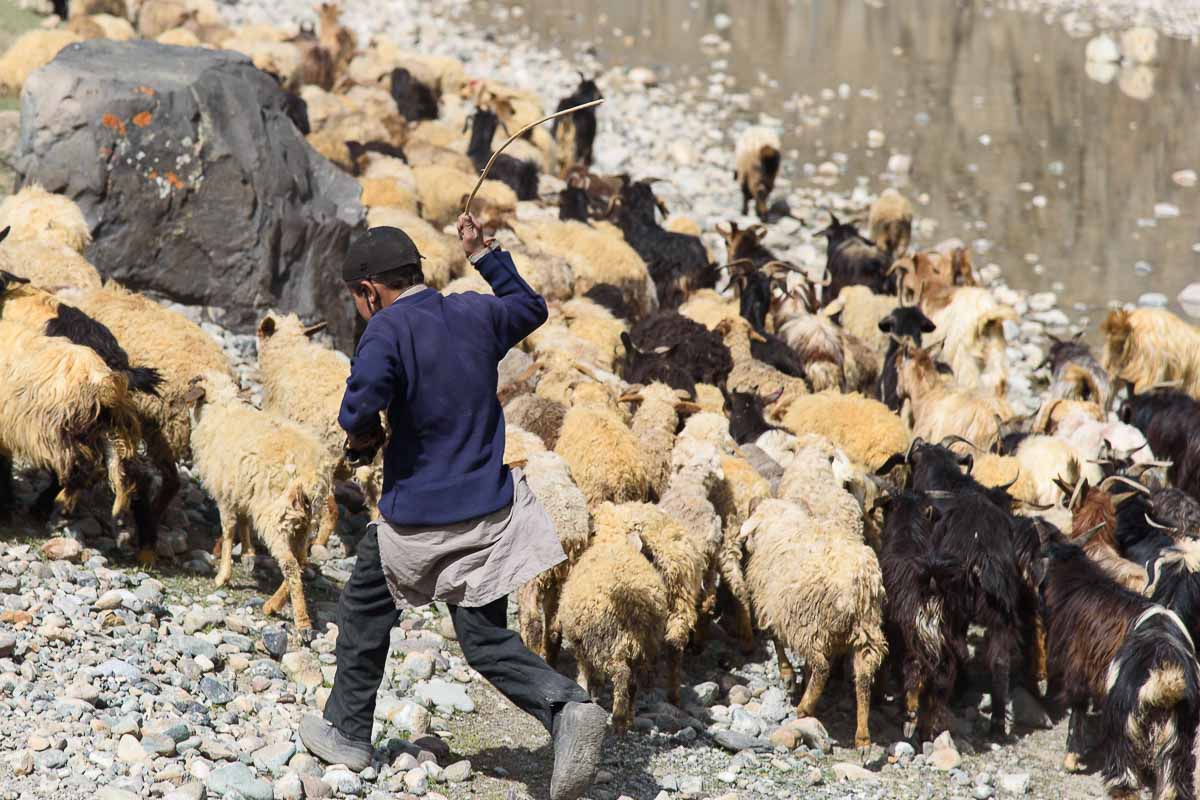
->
[867,129,885,148]
[710,730,767,753]
[140,732,176,757]
[165,783,206,800]
[323,767,363,795]
[262,628,289,660]
[300,775,332,799]
[281,651,324,689]
[974,785,995,799]
[117,734,147,764]
[414,680,474,713]
[627,67,658,87]
[200,676,233,705]
[388,701,430,736]
[727,685,752,705]
[8,750,33,777]
[1010,687,1052,730]
[403,652,435,681]
[999,771,1031,795]
[889,741,916,760]
[96,658,142,681]
[97,790,140,800]
[787,717,833,753]
[692,681,720,707]
[403,767,429,795]
[1121,27,1158,64]
[1175,170,1198,188]
[273,772,304,800]
[41,537,83,562]
[1086,33,1121,63]
[1139,292,1169,308]
[677,775,703,795]
[170,634,219,661]
[252,741,296,775]
[929,747,962,771]
[730,707,761,736]
[443,760,471,784]
[16,40,364,349]
[1180,283,1200,318]
[207,762,273,800]
[886,153,912,175]
[767,727,796,750]
[833,763,879,782]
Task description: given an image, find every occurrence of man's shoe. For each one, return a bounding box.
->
[299,713,372,772]
[550,702,608,800]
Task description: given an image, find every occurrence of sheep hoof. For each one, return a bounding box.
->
[854,737,872,752]
[135,549,157,567]
[1062,753,1083,773]
[215,570,232,589]
[902,720,917,740]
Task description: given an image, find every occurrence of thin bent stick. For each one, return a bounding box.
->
[463,98,605,213]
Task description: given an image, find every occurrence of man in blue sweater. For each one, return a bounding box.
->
[299,216,606,800]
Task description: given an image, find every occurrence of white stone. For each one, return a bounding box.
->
[1085,33,1120,63]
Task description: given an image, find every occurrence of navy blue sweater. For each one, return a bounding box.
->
[338,249,548,526]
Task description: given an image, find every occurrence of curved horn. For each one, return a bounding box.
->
[1073,521,1108,548]
[1097,475,1152,496]
[1145,514,1179,532]
[302,321,328,337]
[938,434,982,452]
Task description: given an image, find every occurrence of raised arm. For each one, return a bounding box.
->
[457,213,549,351]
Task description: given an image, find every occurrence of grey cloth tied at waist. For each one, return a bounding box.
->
[375,469,565,609]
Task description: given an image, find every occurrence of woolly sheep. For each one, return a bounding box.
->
[136,0,191,37]
[822,285,897,355]
[740,497,887,748]
[413,164,517,230]
[0,319,140,528]
[156,27,203,47]
[715,316,809,418]
[554,382,650,506]
[0,237,102,292]
[1102,308,1200,398]
[679,289,742,331]
[509,219,656,318]
[187,370,332,632]
[504,394,566,450]
[0,29,82,94]
[365,207,460,289]
[781,391,910,472]
[867,188,913,259]
[922,286,1017,397]
[358,179,420,215]
[561,298,627,372]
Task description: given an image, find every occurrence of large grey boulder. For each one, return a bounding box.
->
[15,39,364,348]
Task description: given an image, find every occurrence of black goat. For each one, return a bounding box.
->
[281,88,311,135]
[346,140,408,176]
[466,108,539,201]
[877,305,936,411]
[609,180,712,310]
[725,390,782,445]
[619,333,696,397]
[816,213,894,306]
[390,67,439,122]
[626,311,732,388]
[559,184,591,222]
[1120,390,1200,502]
[1040,533,1199,798]
[553,73,602,172]
[1146,540,1200,645]
[1151,488,1200,538]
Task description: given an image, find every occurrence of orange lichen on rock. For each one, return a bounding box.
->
[101,113,126,136]
[132,112,152,128]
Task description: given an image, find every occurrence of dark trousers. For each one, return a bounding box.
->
[323,527,588,741]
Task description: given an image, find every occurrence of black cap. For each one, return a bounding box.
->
[342,226,424,283]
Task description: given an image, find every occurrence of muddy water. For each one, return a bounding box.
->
[467,0,1200,322]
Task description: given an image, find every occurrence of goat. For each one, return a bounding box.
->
[1120,390,1200,503]
[877,303,937,411]
[895,343,1012,453]
[867,188,913,261]
[625,311,733,389]
[390,67,438,122]
[815,212,893,305]
[466,107,539,201]
[733,127,781,219]
[892,248,977,305]
[1041,332,1113,411]
[553,73,602,175]
[1103,308,1200,398]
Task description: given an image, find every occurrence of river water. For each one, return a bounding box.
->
[466,0,1200,322]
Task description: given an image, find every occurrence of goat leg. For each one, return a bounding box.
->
[1063,705,1088,773]
[901,656,923,740]
[986,627,1014,740]
[1025,614,1048,698]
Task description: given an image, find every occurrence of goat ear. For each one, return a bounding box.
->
[182,384,206,405]
[257,316,276,338]
[0,226,10,244]
[957,453,974,474]
[303,321,328,337]
[920,318,936,333]
[877,317,894,333]
[876,453,907,476]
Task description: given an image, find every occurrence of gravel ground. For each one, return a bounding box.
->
[0,0,1179,799]
[987,0,1200,38]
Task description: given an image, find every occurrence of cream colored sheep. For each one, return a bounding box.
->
[561,298,627,373]
[365,207,459,289]
[358,178,420,216]
[67,13,136,40]
[922,286,1017,397]
[0,29,82,94]
[680,289,741,331]
[0,239,102,292]
[413,165,517,230]
[0,184,91,253]
[156,27,202,47]
[822,285,897,355]
[508,219,655,317]
[626,382,682,500]
[740,497,886,748]
[187,370,332,632]
[867,188,913,259]
[555,382,649,506]
[780,391,910,472]
[1102,308,1200,398]
[0,319,140,526]
[712,451,772,648]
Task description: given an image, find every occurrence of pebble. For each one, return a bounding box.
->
[414,680,474,713]
[325,767,364,795]
[833,763,879,782]
[1138,292,1169,308]
[999,770,1032,795]
[403,767,429,795]
[711,730,767,753]
[727,684,752,705]
[443,760,472,783]
[1180,282,1200,317]
[786,717,832,753]
[207,761,273,800]
[692,681,720,706]
[274,771,304,800]
[1010,687,1053,729]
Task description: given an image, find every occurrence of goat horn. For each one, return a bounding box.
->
[763,260,805,275]
[302,321,328,336]
[1098,475,1152,495]
[1145,514,1178,532]
[675,401,703,415]
[1015,499,1054,511]
[1074,521,1108,548]
[924,490,955,501]
[1110,491,1139,506]
[1148,380,1184,391]
[938,434,982,452]
[1068,477,1087,512]
[905,436,924,463]
[618,392,643,404]
[718,258,756,273]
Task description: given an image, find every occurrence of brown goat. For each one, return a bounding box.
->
[1065,478,1149,593]
[892,248,977,306]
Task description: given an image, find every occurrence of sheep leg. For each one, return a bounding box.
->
[128,461,159,566]
[666,646,683,706]
[314,491,338,548]
[214,507,238,588]
[0,454,13,523]
[237,515,256,563]
[796,652,831,720]
[852,646,876,750]
[542,579,563,668]
[773,636,797,697]
[1063,705,1088,773]
[611,663,634,736]
[576,655,600,704]
[516,580,546,660]
[144,425,178,525]
[262,527,312,631]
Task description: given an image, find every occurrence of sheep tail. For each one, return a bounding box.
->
[126,365,165,397]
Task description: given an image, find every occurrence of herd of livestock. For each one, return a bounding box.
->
[1,3,1200,799]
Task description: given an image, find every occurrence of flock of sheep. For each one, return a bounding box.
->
[4,3,1200,799]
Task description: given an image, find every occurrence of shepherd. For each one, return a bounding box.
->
[299,214,607,800]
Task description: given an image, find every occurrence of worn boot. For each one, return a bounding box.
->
[550,702,608,800]
[299,713,373,772]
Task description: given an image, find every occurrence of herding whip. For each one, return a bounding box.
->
[463,98,606,213]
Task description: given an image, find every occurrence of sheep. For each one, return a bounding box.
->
[710,446,772,649]
[823,284,898,355]
[554,383,650,506]
[921,286,1017,397]
[358,178,419,215]
[364,207,459,289]
[0,319,141,536]
[1103,308,1200,399]
[255,311,373,537]
[1119,390,1200,503]
[0,238,102,292]
[1040,533,1200,799]
[816,212,893,304]
[504,394,567,450]
[466,107,539,201]
[1041,332,1113,411]
[868,188,913,261]
[412,164,517,230]
[553,73,602,175]
[389,67,438,122]
[733,127,781,220]
[781,391,910,472]
[607,179,712,309]
[739,496,886,749]
[70,13,137,41]
[66,281,235,545]
[0,29,82,94]
[508,219,656,318]
[0,185,90,253]
[186,370,331,633]
[715,316,810,417]
[625,382,684,500]
[0,272,162,397]
[135,0,191,38]
[679,288,741,331]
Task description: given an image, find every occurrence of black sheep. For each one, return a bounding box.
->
[816,212,894,305]
[609,181,712,310]
[553,74,602,171]
[389,67,439,122]
[466,108,539,201]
